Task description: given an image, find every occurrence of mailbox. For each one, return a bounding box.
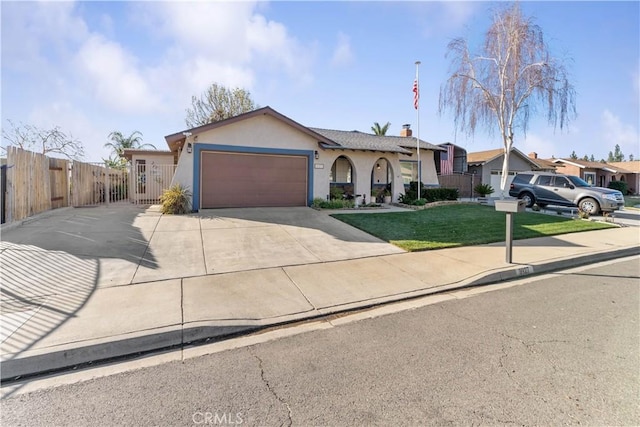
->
[494,199,526,213]
[494,199,525,264]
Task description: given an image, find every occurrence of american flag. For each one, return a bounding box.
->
[440,144,454,175]
[412,79,419,110]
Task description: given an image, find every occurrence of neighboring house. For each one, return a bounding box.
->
[600,160,639,195]
[165,106,445,210]
[551,158,622,188]
[123,149,176,204]
[526,152,558,172]
[436,142,468,175]
[467,147,547,195]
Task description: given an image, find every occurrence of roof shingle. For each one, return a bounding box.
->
[310,128,445,155]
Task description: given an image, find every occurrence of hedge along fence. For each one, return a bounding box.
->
[3,147,129,224]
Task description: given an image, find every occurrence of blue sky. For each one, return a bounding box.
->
[2,1,639,163]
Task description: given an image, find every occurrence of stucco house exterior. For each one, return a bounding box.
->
[551,158,639,194]
[551,158,620,188]
[467,147,548,195]
[607,160,640,194]
[165,107,445,210]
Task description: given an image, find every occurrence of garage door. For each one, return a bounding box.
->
[490,170,517,193]
[201,151,308,208]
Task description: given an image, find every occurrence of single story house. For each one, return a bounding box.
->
[164,106,445,210]
[607,160,639,195]
[550,158,622,188]
[467,147,549,195]
[436,142,468,175]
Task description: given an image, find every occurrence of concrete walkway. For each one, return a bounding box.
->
[1,205,639,381]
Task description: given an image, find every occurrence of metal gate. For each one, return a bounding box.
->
[130,163,176,205]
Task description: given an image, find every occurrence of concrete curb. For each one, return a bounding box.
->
[2,245,638,382]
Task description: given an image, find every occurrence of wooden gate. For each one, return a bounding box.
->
[438,173,480,198]
[49,158,69,209]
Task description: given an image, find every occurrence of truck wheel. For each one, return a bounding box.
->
[519,192,535,208]
[579,198,600,215]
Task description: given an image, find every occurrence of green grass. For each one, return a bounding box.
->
[624,196,640,209]
[332,204,616,251]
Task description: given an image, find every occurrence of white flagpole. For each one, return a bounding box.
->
[415,61,421,198]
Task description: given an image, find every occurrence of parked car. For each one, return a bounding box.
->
[508,172,624,214]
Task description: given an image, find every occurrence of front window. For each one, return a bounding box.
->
[400,161,418,186]
[583,172,596,186]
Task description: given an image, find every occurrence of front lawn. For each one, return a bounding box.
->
[332,204,616,251]
[624,196,640,209]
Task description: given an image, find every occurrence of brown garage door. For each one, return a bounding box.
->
[201,151,308,208]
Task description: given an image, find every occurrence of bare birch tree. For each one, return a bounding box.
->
[185,83,258,128]
[1,119,85,160]
[439,3,576,196]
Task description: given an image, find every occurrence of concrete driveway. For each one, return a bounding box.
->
[1,205,404,289]
[1,204,405,377]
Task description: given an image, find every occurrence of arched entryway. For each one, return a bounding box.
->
[371,158,393,203]
[329,155,356,199]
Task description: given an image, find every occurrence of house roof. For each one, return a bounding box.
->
[164,106,445,155]
[164,106,339,153]
[606,160,640,173]
[533,158,558,170]
[310,128,445,155]
[467,148,505,165]
[467,147,546,170]
[552,158,620,173]
[122,149,174,161]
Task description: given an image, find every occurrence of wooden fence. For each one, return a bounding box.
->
[438,173,480,198]
[2,147,130,224]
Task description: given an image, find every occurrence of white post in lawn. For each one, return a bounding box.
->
[414,60,421,198]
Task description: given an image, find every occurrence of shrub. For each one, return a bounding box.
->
[329,186,344,200]
[312,198,355,209]
[400,182,459,204]
[422,188,459,202]
[159,184,192,214]
[474,183,495,197]
[608,180,628,195]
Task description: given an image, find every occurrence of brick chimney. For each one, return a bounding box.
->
[528,152,538,159]
[400,124,412,137]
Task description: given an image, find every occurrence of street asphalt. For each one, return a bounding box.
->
[1,203,639,381]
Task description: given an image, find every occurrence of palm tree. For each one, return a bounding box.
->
[104,130,157,159]
[371,121,391,136]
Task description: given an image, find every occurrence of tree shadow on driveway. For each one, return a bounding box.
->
[0,204,160,387]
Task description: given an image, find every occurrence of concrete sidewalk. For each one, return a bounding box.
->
[1,207,639,381]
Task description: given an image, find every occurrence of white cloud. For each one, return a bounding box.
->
[601,109,640,157]
[441,2,478,28]
[133,1,315,91]
[330,32,354,68]
[1,1,88,70]
[418,2,479,38]
[73,35,162,114]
